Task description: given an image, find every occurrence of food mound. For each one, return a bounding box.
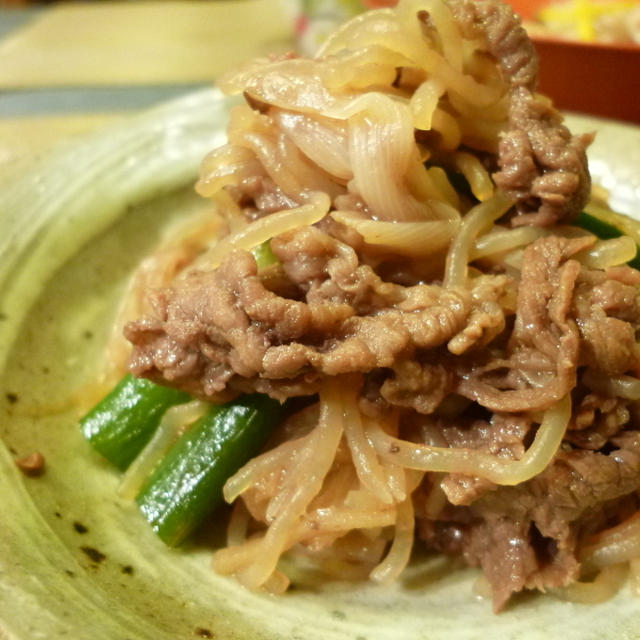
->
[120,0,640,612]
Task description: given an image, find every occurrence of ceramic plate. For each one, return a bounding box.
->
[1,91,639,640]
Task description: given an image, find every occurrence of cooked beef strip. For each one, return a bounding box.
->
[227,175,299,219]
[446,0,592,226]
[420,435,640,611]
[126,226,508,400]
[456,236,591,412]
[573,269,640,375]
[433,412,531,506]
[567,393,630,450]
[446,0,539,89]
[381,361,454,415]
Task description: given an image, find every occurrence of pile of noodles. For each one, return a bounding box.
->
[109,0,640,603]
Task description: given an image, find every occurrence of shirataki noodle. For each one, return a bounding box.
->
[118,0,640,611]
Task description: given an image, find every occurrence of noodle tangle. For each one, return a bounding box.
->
[121,0,640,611]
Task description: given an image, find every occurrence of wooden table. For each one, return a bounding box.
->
[0,0,296,184]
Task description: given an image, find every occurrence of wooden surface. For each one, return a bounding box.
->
[0,0,295,87]
[0,0,296,181]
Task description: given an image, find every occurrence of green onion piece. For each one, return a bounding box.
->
[80,374,191,470]
[576,211,626,240]
[135,393,283,546]
[117,400,209,501]
[250,239,278,271]
[576,211,640,269]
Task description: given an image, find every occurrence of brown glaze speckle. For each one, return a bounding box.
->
[80,546,106,564]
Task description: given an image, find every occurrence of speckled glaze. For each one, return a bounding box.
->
[1,94,640,640]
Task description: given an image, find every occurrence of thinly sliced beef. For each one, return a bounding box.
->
[446,0,592,226]
[435,413,531,505]
[457,236,590,412]
[446,0,538,89]
[567,393,630,450]
[421,436,640,611]
[227,175,299,218]
[126,227,508,400]
[380,361,454,415]
[573,269,640,375]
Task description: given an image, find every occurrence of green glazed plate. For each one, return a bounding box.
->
[1,91,639,640]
